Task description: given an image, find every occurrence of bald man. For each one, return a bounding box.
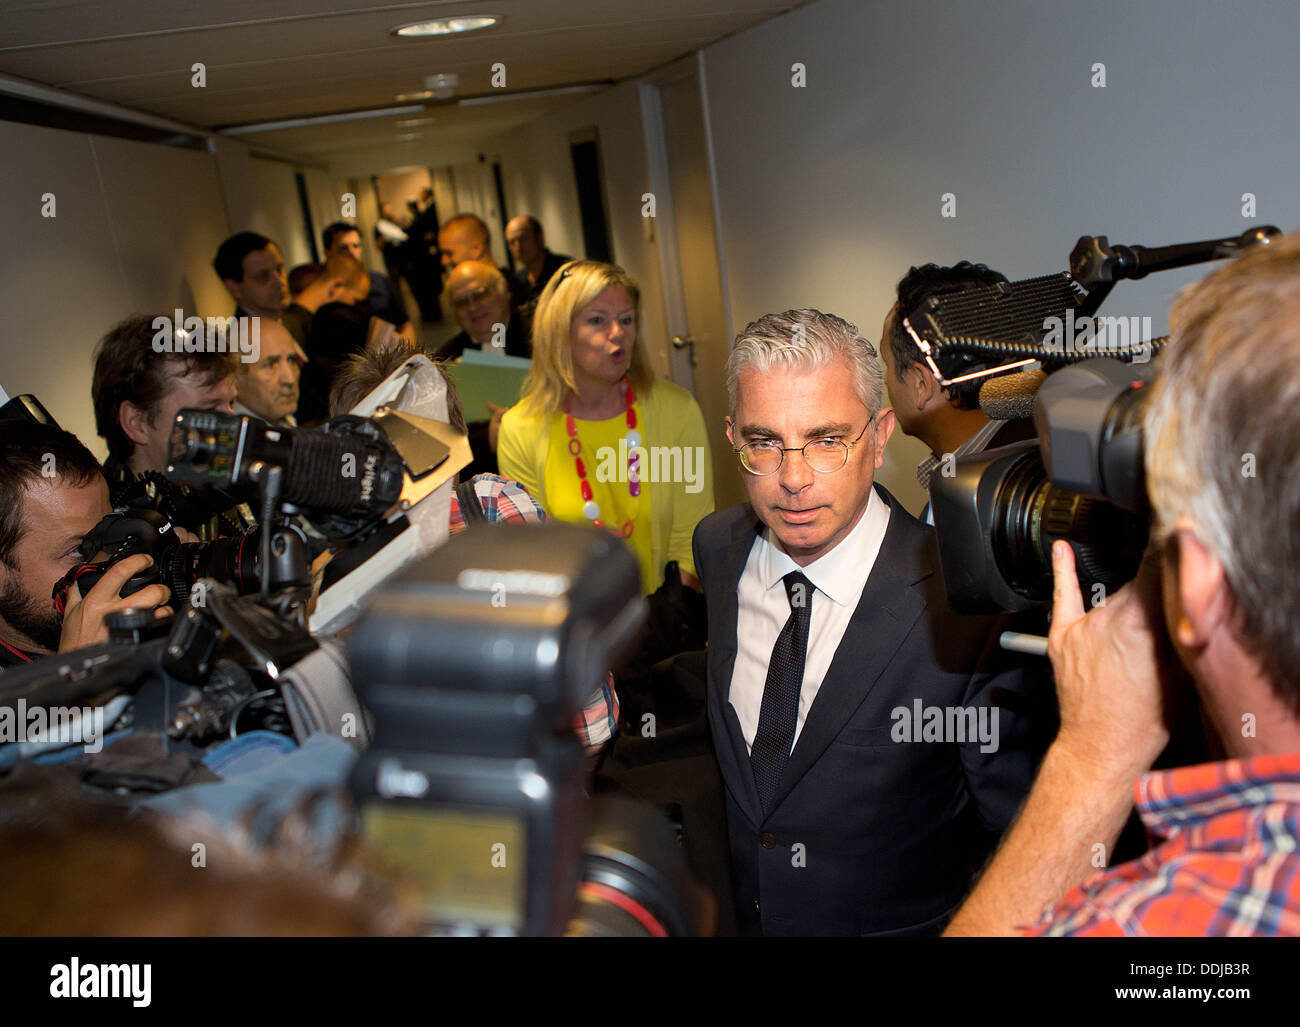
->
[437,213,528,312]
[438,260,530,362]
[235,318,304,427]
[436,260,531,480]
[299,252,373,426]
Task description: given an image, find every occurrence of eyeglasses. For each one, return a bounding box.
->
[735,419,874,476]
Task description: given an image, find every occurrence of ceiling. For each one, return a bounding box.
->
[0,0,801,165]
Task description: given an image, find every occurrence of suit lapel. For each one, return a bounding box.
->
[764,489,932,815]
[708,507,763,824]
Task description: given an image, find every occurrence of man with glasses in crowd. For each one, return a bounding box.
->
[692,308,1049,936]
[435,260,531,476]
[436,260,531,361]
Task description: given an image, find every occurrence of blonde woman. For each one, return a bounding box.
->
[498,260,713,594]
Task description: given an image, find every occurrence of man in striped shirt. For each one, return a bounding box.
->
[946,230,1300,937]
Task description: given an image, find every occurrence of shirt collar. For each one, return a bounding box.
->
[234,400,296,428]
[1136,753,1300,837]
[757,486,891,606]
[916,418,1006,491]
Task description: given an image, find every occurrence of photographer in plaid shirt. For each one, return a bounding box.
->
[330,345,618,761]
[947,230,1300,937]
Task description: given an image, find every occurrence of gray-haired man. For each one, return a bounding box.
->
[693,307,1049,936]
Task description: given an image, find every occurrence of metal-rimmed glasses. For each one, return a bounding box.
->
[734,418,873,476]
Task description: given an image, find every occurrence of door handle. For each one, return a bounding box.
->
[672,334,697,367]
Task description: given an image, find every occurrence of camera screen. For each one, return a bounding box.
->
[361,803,526,933]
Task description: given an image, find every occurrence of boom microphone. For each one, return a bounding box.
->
[978,369,1045,420]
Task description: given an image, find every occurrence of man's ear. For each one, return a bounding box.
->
[221,277,243,303]
[118,400,153,449]
[871,407,896,469]
[910,364,943,412]
[725,417,736,448]
[1168,518,1231,651]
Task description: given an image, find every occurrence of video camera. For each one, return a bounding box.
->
[50,401,471,629]
[922,226,1280,613]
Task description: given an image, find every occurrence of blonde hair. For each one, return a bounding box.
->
[520,260,654,415]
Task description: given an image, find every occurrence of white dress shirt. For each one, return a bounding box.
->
[729,487,892,754]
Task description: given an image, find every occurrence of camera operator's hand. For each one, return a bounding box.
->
[1047,539,1173,778]
[173,526,200,545]
[58,554,173,653]
[946,541,1177,937]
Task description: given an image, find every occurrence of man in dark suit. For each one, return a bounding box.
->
[693,308,1049,936]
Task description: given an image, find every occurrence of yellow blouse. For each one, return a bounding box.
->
[498,378,715,594]
[544,404,656,592]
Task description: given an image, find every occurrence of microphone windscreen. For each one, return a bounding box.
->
[979,369,1045,420]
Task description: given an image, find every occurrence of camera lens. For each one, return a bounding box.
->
[170,424,218,471]
[169,534,261,603]
[992,451,1147,604]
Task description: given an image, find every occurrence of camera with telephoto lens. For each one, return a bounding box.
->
[921,227,1280,613]
[52,507,263,623]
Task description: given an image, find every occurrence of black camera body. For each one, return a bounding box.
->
[168,409,409,542]
[929,358,1152,613]
[53,507,261,621]
[922,228,1279,613]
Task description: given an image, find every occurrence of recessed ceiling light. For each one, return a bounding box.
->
[392,16,501,38]
[395,90,434,101]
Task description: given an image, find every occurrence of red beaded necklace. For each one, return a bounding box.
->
[564,378,642,538]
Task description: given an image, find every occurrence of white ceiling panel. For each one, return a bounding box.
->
[0,0,802,162]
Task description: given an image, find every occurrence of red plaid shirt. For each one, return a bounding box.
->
[1028,753,1300,936]
[450,475,619,757]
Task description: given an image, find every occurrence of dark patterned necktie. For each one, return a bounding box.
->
[750,571,813,815]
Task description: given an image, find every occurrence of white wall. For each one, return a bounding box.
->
[247,157,315,268]
[0,121,232,453]
[0,120,337,457]
[702,0,1300,513]
[479,82,671,377]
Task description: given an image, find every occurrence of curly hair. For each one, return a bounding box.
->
[885,261,1009,409]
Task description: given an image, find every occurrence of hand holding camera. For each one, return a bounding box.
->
[57,552,172,653]
[1046,540,1173,781]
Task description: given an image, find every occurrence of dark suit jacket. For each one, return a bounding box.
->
[433,313,531,363]
[692,485,1049,936]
